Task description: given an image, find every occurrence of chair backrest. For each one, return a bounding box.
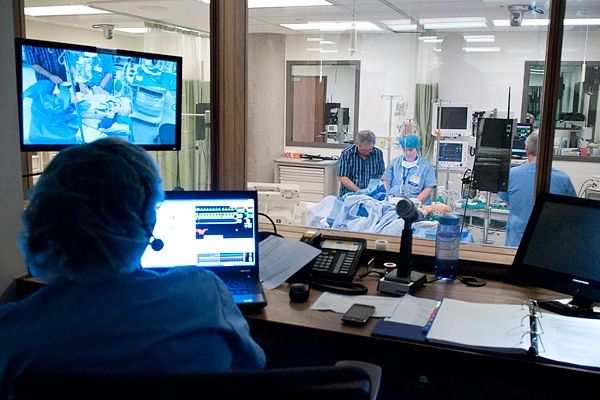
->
[9,365,375,400]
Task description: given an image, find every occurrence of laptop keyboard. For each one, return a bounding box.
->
[222,277,250,295]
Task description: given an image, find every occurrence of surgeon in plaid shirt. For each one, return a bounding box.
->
[337,130,385,197]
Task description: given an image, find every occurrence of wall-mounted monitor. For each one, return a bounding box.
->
[511,193,600,318]
[436,140,469,168]
[16,38,183,151]
[431,103,471,138]
[512,123,533,157]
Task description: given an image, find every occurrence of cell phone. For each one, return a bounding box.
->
[341,303,375,326]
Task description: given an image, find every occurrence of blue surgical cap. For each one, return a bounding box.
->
[20,138,164,284]
[398,134,420,150]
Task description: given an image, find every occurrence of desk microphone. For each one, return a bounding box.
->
[395,199,418,279]
[149,235,164,251]
[377,198,426,295]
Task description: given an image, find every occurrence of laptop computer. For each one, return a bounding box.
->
[141,190,267,313]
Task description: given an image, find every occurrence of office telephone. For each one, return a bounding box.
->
[297,232,366,283]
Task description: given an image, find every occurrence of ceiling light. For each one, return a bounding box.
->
[306,48,338,53]
[564,19,600,26]
[250,0,331,7]
[320,40,335,45]
[418,36,437,41]
[24,5,110,16]
[464,35,495,43]
[114,28,149,34]
[307,37,322,41]
[383,20,418,32]
[419,17,487,30]
[282,21,383,32]
[423,38,443,43]
[493,19,549,26]
[463,47,501,52]
[200,0,331,6]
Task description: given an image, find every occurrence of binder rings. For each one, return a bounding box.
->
[424,298,600,369]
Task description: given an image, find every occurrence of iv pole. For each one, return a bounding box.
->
[381,95,405,201]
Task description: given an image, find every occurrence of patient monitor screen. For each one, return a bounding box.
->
[17,38,182,151]
[438,142,463,163]
[440,107,468,130]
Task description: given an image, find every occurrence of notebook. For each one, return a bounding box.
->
[141,190,267,313]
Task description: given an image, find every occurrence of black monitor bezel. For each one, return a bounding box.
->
[15,37,183,152]
[511,193,600,307]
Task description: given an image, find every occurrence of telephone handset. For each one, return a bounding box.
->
[298,232,366,283]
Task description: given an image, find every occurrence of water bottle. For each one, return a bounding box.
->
[434,214,460,281]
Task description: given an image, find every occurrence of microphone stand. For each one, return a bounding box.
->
[377,199,427,295]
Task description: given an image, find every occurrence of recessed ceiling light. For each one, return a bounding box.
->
[114,28,149,34]
[383,20,417,32]
[420,17,487,30]
[423,38,443,43]
[202,0,332,7]
[320,40,335,45]
[463,47,501,52]
[564,18,600,26]
[418,36,437,41]
[282,21,383,32]
[493,19,549,27]
[307,37,322,41]
[24,5,110,16]
[464,35,495,43]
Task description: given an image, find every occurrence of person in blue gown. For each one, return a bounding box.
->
[383,134,437,205]
[0,138,265,394]
[498,131,576,247]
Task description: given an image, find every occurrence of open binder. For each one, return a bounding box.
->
[424,298,600,369]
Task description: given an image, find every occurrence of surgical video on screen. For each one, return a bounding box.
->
[20,43,179,148]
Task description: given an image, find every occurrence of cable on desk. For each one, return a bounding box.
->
[257,212,278,236]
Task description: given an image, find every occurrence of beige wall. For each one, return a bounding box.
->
[247,33,286,184]
[0,2,27,298]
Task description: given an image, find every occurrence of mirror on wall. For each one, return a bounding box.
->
[522,61,600,148]
[285,60,360,148]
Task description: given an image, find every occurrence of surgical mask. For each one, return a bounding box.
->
[401,158,418,169]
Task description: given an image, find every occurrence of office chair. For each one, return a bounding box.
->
[9,360,381,400]
[154,122,176,144]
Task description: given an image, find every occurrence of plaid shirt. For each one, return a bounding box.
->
[337,144,385,196]
[25,46,68,83]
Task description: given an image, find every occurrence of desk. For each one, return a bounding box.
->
[247,272,600,400]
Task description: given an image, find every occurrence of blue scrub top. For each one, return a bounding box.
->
[384,156,437,204]
[498,162,576,247]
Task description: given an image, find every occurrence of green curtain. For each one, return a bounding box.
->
[153,79,211,190]
[414,83,439,159]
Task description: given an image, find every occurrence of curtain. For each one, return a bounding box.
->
[143,22,211,190]
[414,83,439,159]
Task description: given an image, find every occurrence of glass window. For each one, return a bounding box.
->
[247,0,565,250]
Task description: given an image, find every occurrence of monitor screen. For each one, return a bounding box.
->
[16,38,182,151]
[512,193,600,316]
[440,107,468,130]
[512,123,532,156]
[438,142,463,163]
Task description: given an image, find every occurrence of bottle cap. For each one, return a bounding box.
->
[438,214,459,225]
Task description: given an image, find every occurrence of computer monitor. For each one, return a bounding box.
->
[511,193,600,318]
[512,123,532,157]
[436,140,469,168]
[432,104,471,137]
[16,38,182,151]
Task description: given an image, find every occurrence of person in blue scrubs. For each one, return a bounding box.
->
[0,138,265,394]
[498,130,576,247]
[383,134,437,205]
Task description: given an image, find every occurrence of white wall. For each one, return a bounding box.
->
[25,20,144,51]
[0,3,27,299]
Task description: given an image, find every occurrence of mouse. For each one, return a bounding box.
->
[459,275,487,287]
[289,282,310,303]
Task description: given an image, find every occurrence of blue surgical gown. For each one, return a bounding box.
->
[384,156,437,204]
[0,267,265,393]
[498,162,576,247]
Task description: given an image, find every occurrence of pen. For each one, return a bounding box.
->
[422,301,441,335]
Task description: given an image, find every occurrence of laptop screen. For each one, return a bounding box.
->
[141,191,258,271]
